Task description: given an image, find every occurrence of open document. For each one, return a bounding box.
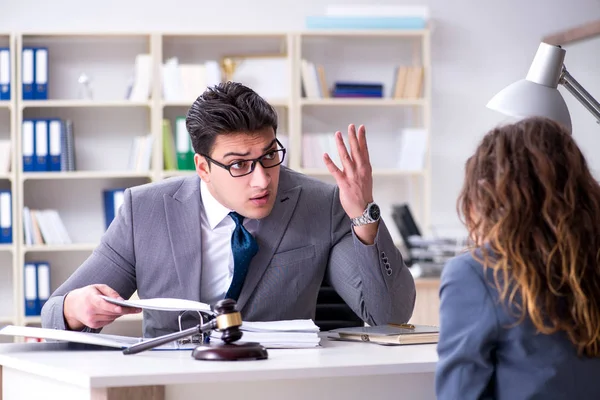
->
[0,319,322,350]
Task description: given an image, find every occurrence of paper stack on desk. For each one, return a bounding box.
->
[216,319,321,349]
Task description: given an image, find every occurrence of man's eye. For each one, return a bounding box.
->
[230,161,250,170]
[263,152,276,160]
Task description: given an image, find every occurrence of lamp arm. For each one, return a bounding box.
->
[561,67,600,124]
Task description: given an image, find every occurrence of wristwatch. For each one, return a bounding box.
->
[351,202,381,226]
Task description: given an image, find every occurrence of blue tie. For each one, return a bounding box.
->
[225,211,259,301]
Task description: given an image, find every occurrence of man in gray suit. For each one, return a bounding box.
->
[41,82,415,337]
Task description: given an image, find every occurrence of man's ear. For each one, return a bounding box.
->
[195,153,211,182]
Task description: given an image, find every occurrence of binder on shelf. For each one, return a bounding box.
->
[36,262,50,314]
[0,190,11,244]
[175,117,194,170]
[22,119,35,172]
[34,119,48,171]
[34,47,48,100]
[0,48,10,100]
[21,47,35,100]
[103,188,125,230]
[24,263,37,316]
[48,119,62,171]
[61,119,75,171]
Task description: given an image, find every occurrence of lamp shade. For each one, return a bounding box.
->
[486,42,572,132]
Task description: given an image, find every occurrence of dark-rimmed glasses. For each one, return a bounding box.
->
[201,138,286,178]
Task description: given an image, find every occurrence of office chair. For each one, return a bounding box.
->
[314,280,363,331]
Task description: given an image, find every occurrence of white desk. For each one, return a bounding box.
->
[0,337,438,400]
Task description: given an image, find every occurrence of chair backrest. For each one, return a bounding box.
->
[391,203,422,249]
[314,281,363,331]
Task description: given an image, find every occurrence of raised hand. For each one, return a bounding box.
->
[323,124,374,220]
[63,284,141,330]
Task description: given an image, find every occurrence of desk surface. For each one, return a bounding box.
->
[0,337,438,389]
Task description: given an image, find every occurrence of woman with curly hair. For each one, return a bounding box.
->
[435,116,600,399]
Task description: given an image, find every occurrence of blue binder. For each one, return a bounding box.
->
[0,48,10,100]
[34,47,48,100]
[0,190,11,244]
[34,119,49,171]
[48,119,62,171]
[21,47,35,100]
[22,119,36,172]
[36,262,50,314]
[103,188,126,230]
[24,263,38,316]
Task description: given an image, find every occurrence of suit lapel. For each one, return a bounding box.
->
[236,184,302,310]
[164,176,203,298]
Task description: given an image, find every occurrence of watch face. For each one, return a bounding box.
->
[368,203,381,220]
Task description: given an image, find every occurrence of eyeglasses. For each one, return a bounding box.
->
[201,139,286,178]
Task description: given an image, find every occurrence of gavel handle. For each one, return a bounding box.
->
[123,320,216,355]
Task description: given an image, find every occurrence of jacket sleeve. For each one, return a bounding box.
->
[435,255,499,400]
[40,188,138,331]
[325,186,416,326]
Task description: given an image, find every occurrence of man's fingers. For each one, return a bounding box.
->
[93,284,122,300]
[357,125,369,158]
[323,153,344,180]
[347,124,360,165]
[334,131,354,174]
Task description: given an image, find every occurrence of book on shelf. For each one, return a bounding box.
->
[306,5,429,30]
[327,324,439,346]
[22,118,75,172]
[0,190,11,244]
[162,58,221,103]
[127,53,152,101]
[0,47,10,101]
[127,133,153,172]
[2,296,321,349]
[24,261,50,316]
[21,46,47,100]
[22,207,71,245]
[392,66,424,99]
[331,82,384,98]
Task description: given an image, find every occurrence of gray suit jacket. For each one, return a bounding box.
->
[42,167,415,337]
[436,249,600,399]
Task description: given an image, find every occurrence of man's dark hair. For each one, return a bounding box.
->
[185,81,278,156]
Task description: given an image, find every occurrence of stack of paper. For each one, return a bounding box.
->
[229,319,321,348]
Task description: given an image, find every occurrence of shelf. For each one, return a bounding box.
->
[23,243,98,253]
[21,171,152,181]
[0,316,14,325]
[301,98,425,107]
[299,168,425,177]
[20,100,152,109]
[23,316,41,324]
[0,173,13,180]
[300,29,429,38]
[161,170,196,179]
[0,101,11,110]
[162,98,290,108]
[162,32,289,39]
[0,244,14,252]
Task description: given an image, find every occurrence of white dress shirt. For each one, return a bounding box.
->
[199,179,258,306]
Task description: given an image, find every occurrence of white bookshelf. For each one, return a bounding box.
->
[1,28,431,338]
[295,30,431,232]
[0,33,18,334]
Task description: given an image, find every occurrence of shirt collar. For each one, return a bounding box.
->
[200,179,233,230]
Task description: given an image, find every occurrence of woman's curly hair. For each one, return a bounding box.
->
[458,116,600,357]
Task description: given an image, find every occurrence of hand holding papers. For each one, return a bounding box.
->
[100,295,212,313]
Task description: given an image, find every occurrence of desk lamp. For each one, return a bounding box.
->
[123,298,268,361]
[486,42,600,132]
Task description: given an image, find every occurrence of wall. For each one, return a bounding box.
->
[1,0,599,236]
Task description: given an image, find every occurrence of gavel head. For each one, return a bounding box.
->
[213,298,243,344]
